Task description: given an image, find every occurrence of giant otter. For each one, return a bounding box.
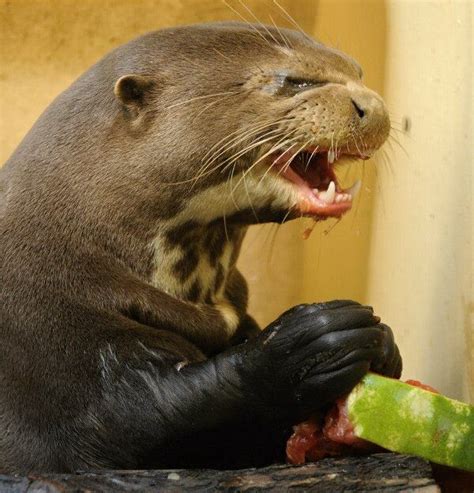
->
[0,22,401,473]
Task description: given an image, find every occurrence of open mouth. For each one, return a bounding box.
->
[271,147,367,218]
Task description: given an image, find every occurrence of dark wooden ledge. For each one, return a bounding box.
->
[0,453,441,492]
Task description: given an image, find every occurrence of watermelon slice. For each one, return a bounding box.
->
[347,373,473,471]
[287,374,474,471]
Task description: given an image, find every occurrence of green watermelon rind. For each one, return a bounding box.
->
[347,373,474,471]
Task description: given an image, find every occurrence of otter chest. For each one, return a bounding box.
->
[150,221,242,304]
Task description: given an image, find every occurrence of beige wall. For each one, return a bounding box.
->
[366,1,473,402]
[1,1,471,401]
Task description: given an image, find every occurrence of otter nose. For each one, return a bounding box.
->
[351,99,365,119]
[348,85,386,121]
[346,81,390,148]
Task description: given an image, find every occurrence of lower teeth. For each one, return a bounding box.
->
[312,179,361,205]
[318,181,336,203]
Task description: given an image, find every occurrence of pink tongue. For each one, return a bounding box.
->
[278,162,312,189]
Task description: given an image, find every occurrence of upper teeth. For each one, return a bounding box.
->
[328,150,335,164]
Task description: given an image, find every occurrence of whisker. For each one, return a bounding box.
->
[279,139,313,176]
[323,217,342,236]
[212,47,233,63]
[166,91,239,110]
[218,130,289,176]
[353,127,367,155]
[176,121,286,187]
[379,147,395,178]
[231,134,300,198]
[190,92,238,123]
[389,123,405,133]
[213,118,301,177]
[222,0,273,48]
[251,138,306,193]
[387,111,404,125]
[350,159,365,224]
[201,120,275,163]
[242,169,259,222]
[350,130,363,157]
[201,117,294,170]
[304,145,319,172]
[215,125,287,167]
[267,222,281,267]
[222,204,229,242]
[387,132,409,157]
[243,133,302,191]
[371,159,387,216]
[329,130,335,160]
[273,0,312,42]
[237,0,282,47]
[227,160,240,211]
[268,14,292,49]
[189,130,279,189]
[242,223,271,254]
[281,207,293,225]
[353,126,368,155]
[334,127,343,159]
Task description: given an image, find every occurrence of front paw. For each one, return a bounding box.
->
[236,300,400,422]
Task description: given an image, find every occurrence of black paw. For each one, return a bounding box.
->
[237,300,402,421]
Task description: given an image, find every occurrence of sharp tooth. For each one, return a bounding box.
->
[347,179,361,198]
[327,181,336,202]
[335,195,343,203]
[319,180,336,204]
[312,188,319,194]
[328,149,335,164]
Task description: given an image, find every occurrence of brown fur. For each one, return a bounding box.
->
[0,22,391,472]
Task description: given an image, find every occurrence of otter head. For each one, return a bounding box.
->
[112,22,390,227]
[106,22,391,305]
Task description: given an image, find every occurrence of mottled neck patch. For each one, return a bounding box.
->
[151,220,244,305]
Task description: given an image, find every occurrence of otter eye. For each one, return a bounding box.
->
[281,76,328,95]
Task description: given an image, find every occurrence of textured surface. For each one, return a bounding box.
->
[349,374,474,471]
[0,454,439,493]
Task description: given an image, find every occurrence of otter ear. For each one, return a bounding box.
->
[114,74,155,110]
